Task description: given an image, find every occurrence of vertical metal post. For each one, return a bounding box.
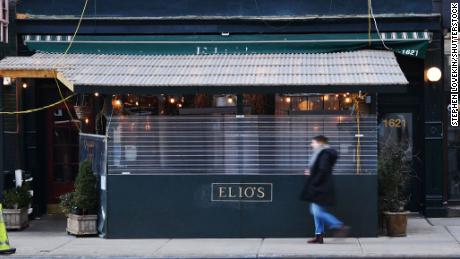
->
[236,94,244,115]
[15,79,24,170]
[423,32,447,217]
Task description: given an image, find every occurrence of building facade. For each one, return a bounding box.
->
[0,0,451,237]
[443,0,460,211]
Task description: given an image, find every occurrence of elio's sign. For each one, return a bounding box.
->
[211,183,273,202]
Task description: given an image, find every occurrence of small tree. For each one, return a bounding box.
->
[60,160,98,215]
[73,160,98,215]
[2,183,32,209]
[378,144,413,212]
[59,192,76,215]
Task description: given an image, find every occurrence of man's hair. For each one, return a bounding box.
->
[312,135,329,144]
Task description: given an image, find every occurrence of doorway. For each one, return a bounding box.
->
[45,105,79,212]
[447,126,460,202]
[377,108,423,211]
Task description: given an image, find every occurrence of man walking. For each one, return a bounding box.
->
[300,135,350,244]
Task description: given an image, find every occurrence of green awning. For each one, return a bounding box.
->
[23,32,430,58]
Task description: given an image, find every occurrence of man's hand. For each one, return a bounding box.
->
[304,169,310,175]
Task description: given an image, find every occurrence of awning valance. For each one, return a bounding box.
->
[23,32,431,58]
[0,50,408,94]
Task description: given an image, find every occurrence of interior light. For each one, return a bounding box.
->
[94,92,99,97]
[135,101,139,106]
[285,97,291,103]
[84,118,89,124]
[22,82,28,89]
[426,67,442,82]
[227,96,234,104]
[323,95,329,101]
[345,97,352,104]
[169,97,176,104]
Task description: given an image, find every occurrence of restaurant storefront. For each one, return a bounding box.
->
[0,0,447,238]
[444,32,460,207]
[0,33,433,237]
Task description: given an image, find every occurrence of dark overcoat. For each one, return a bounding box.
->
[299,148,338,206]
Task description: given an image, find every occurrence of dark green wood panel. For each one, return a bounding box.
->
[106,174,377,238]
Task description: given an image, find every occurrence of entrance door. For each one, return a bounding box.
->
[46,106,80,206]
[378,112,422,210]
[447,126,460,202]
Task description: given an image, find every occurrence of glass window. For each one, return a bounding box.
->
[275,93,362,114]
[324,94,340,111]
[112,93,278,116]
[445,33,451,92]
[448,127,460,200]
[307,96,323,111]
[0,0,7,43]
[378,113,413,160]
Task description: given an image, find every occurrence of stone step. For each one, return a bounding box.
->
[447,206,460,217]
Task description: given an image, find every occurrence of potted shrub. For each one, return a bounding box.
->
[2,183,32,230]
[60,160,98,236]
[378,144,413,237]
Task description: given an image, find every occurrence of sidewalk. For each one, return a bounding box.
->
[6,214,460,258]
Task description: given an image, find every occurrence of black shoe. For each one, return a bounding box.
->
[332,225,351,237]
[307,234,324,244]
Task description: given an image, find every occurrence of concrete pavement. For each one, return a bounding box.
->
[5,214,460,258]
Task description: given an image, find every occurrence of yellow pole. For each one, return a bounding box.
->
[356,102,361,175]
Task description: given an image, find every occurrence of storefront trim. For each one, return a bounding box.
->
[23,32,430,58]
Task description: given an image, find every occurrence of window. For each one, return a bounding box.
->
[444,33,460,200]
[0,0,8,43]
[275,93,362,114]
[448,127,460,200]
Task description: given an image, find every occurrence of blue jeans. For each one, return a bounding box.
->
[310,203,343,235]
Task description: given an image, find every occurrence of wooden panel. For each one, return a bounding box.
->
[0,69,56,78]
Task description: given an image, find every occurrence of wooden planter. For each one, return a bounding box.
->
[383,211,410,237]
[66,214,97,236]
[3,208,29,230]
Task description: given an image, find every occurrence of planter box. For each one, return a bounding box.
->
[3,208,29,230]
[383,211,410,237]
[67,214,97,236]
